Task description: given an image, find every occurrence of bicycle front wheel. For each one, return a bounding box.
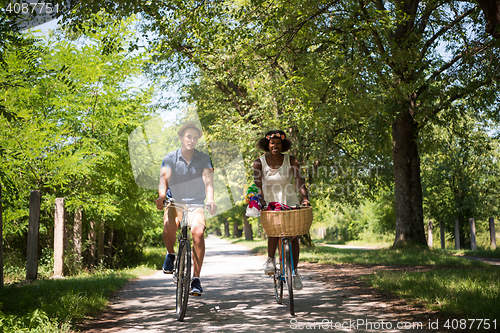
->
[284,241,294,315]
[176,240,191,321]
[273,253,283,304]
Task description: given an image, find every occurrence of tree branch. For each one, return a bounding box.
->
[418,43,490,97]
[358,0,386,56]
[420,78,492,127]
[254,2,338,68]
[171,44,252,117]
[419,7,476,62]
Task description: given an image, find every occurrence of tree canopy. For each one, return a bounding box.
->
[1,14,158,267]
[75,0,499,247]
[2,0,499,258]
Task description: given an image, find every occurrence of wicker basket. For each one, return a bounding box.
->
[260,206,313,237]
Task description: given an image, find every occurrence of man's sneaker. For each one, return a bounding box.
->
[293,272,303,290]
[162,254,175,274]
[191,277,203,296]
[264,257,275,275]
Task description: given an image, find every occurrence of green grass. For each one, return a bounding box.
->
[315,238,394,249]
[233,237,499,323]
[0,246,165,333]
[3,240,497,332]
[231,237,487,267]
[456,247,500,259]
[300,246,488,267]
[361,267,500,320]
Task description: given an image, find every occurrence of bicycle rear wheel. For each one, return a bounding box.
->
[273,253,283,304]
[176,239,191,321]
[284,241,294,315]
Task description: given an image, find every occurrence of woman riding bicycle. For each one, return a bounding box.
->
[253,130,310,290]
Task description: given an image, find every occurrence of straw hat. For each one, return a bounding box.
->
[177,121,203,138]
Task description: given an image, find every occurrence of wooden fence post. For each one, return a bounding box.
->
[489,217,496,250]
[105,228,114,259]
[88,220,96,267]
[454,219,460,250]
[469,218,477,251]
[427,220,433,248]
[54,198,65,277]
[74,208,83,263]
[26,190,41,281]
[439,220,445,249]
[97,221,104,264]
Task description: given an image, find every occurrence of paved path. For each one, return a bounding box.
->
[81,236,428,332]
[458,255,500,266]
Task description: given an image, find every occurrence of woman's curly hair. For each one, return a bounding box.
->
[257,130,292,152]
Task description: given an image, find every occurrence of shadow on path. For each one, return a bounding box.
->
[78,236,428,333]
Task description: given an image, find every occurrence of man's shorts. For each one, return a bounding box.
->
[163,204,206,229]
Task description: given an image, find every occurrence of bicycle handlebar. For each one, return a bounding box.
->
[163,198,211,211]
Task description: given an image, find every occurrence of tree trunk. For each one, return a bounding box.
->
[301,232,314,247]
[392,111,427,247]
[476,0,500,39]
[243,213,253,241]
[224,218,230,237]
[26,190,41,280]
[233,221,239,238]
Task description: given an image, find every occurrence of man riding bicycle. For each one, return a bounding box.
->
[155,121,217,296]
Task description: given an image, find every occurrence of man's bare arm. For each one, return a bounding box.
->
[156,167,172,210]
[202,168,217,215]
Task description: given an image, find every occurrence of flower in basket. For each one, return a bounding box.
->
[248,195,260,209]
[245,184,259,202]
[266,202,292,211]
[245,183,261,217]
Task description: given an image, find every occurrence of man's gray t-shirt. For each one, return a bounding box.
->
[161,148,213,204]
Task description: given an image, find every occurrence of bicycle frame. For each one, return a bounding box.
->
[171,204,191,284]
[163,199,208,321]
[274,236,295,315]
[277,237,295,280]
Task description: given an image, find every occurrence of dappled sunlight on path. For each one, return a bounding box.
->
[78,236,429,332]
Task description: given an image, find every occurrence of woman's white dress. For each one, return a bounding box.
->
[260,154,300,206]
